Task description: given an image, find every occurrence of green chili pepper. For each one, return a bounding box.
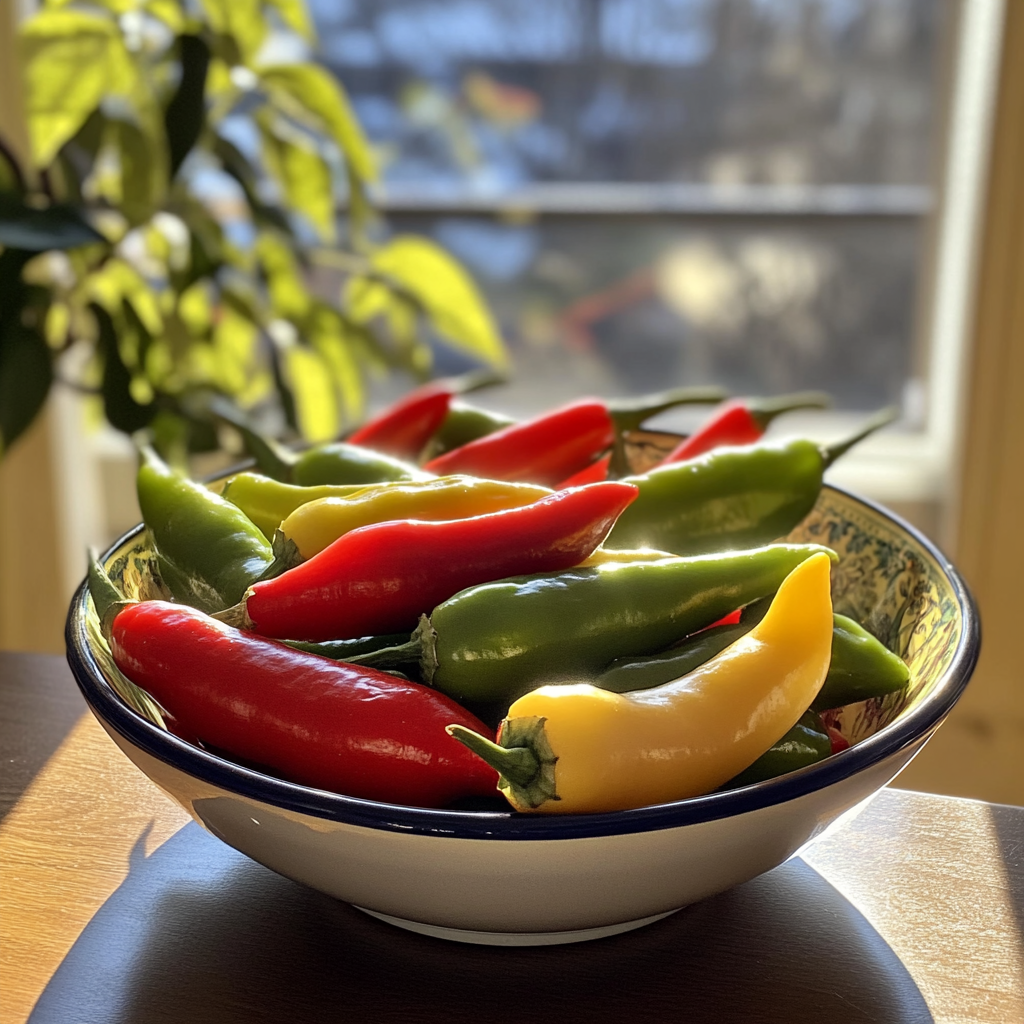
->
[721,711,832,789]
[220,472,371,540]
[606,408,896,556]
[818,613,911,710]
[136,445,273,613]
[424,401,517,459]
[282,632,415,661]
[219,408,431,486]
[291,442,431,487]
[597,608,909,709]
[373,543,836,706]
[596,621,748,693]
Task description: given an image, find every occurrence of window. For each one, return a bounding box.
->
[311,0,1004,528]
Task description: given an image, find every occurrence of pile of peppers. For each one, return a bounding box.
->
[91,380,909,814]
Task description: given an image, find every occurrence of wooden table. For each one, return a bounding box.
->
[1,652,1022,1024]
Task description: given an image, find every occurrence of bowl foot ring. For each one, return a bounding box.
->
[353,906,679,946]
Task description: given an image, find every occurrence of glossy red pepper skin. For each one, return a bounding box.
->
[346,383,453,459]
[110,601,498,807]
[422,400,615,486]
[660,401,763,464]
[557,453,611,489]
[659,393,830,466]
[238,481,638,642]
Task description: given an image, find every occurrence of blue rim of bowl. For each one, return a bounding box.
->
[65,483,980,841]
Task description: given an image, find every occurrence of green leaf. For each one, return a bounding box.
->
[145,0,188,34]
[257,112,336,242]
[370,235,508,369]
[109,118,169,225]
[213,132,292,233]
[20,9,116,167]
[85,258,163,336]
[198,0,267,65]
[255,232,310,320]
[284,343,338,442]
[0,321,52,457]
[259,63,377,184]
[165,35,211,178]
[92,302,156,433]
[308,303,366,426]
[0,194,104,251]
[263,0,314,41]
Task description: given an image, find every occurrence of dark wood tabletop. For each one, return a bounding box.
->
[1,650,1022,1024]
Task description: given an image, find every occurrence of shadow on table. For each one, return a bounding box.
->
[992,802,1024,957]
[0,655,84,822]
[28,822,934,1024]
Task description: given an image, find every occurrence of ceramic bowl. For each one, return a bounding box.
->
[65,484,979,946]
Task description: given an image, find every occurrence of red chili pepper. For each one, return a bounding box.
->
[223,481,638,641]
[557,453,611,489]
[423,387,726,486]
[347,369,507,459]
[658,392,830,466]
[705,607,742,629]
[826,725,850,755]
[346,383,453,460]
[110,601,499,807]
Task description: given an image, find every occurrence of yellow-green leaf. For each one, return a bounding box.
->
[258,113,336,243]
[263,0,313,41]
[21,10,116,167]
[84,258,163,336]
[210,305,259,394]
[112,118,169,225]
[178,281,213,335]
[371,236,507,369]
[284,344,338,442]
[259,63,376,184]
[198,0,266,65]
[255,232,310,320]
[344,275,394,326]
[308,303,365,426]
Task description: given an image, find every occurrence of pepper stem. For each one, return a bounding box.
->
[746,391,832,430]
[448,716,560,810]
[342,635,425,671]
[607,385,727,434]
[208,397,298,481]
[448,367,507,396]
[211,598,254,630]
[254,530,303,582]
[87,549,133,644]
[820,406,899,469]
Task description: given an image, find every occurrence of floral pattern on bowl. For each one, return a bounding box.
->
[788,487,961,745]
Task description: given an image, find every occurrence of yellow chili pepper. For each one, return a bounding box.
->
[220,472,373,539]
[277,475,553,565]
[449,552,834,814]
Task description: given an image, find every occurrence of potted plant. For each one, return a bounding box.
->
[0,0,506,465]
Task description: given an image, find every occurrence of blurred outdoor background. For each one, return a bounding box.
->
[1,0,1021,805]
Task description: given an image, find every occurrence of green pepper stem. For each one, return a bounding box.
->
[449,716,560,810]
[211,600,254,630]
[607,385,728,433]
[342,636,425,670]
[820,406,899,469]
[208,398,298,481]
[254,531,303,582]
[87,549,133,644]
[446,725,541,789]
[448,367,507,395]
[746,391,831,430]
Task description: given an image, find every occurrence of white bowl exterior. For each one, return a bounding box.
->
[96,716,932,934]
